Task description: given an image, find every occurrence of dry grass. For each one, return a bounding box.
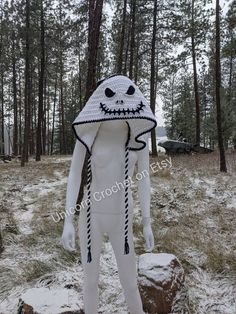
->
[21,260,55,282]
[0,156,74,301]
[170,151,236,173]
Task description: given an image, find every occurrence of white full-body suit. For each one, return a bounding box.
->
[61,75,156,314]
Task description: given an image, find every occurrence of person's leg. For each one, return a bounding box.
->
[108,213,144,314]
[79,211,103,314]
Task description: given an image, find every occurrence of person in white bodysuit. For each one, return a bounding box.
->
[61,75,157,314]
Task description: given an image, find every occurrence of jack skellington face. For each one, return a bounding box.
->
[99,83,146,116]
[72,75,157,153]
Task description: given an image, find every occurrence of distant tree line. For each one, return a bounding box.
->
[0,0,235,170]
[160,0,235,154]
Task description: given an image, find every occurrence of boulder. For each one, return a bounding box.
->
[138,253,185,314]
[18,287,83,314]
[17,299,35,314]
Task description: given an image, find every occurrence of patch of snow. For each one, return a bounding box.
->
[192,178,204,187]
[139,252,176,269]
[0,286,26,314]
[22,178,67,197]
[184,248,208,267]
[21,287,82,314]
[49,157,72,163]
[204,217,217,228]
[138,253,177,284]
[227,197,236,209]
[203,178,216,198]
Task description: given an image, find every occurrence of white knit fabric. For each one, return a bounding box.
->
[72,75,157,152]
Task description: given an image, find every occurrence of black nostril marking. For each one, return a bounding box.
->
[116,100,124,104]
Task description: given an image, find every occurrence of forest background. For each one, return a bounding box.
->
[0,0,235,169]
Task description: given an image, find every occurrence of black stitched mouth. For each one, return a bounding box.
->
[100,101,145,116]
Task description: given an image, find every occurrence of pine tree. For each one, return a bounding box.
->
[215,0,227,172]
[36,0,45,161]
[21,0,31,167]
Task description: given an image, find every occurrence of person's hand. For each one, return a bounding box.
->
[143,221,154,252]
[61,222,76,251]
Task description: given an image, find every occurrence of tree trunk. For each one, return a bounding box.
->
[191,0,200,146]
[18,71,22,155]
[78,0,104,207]
[58,2,66,154]
[36,0,45,161]
[129,0,136,80]
[117,0,127,74]
[227,31,233,107]
[134,30,139,84]
[42,75,47,154]
[12,31,18,156]
[171,75,175,139]
[21,0,30,167]
[0,14,3,155]
[59,63,66,154]
[46,80,50,154]
[0,16,4,155]
[215,0,227,172]
[78,51,83,111]
[29,63,34,155]
[85,0,104,102]
[51,77,57,155]
[150,0,158,156]
[123,16,131,76]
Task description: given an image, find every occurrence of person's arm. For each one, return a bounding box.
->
[137,136,154,252]
[61,140,86,251]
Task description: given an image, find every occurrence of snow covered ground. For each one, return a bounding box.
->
[0,153,235,313]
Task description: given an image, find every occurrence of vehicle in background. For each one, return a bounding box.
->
[158,139,213,154]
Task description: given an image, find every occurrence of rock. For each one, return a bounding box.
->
[22,303,35,314]
[138,253,185,314]
[17,299,36,314]
[19,287,83,314]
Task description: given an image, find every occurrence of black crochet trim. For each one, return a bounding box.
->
[72,116,157,154]
[125,122,131,146]
[86,155,92,263]
[100,102,145,116]
[124,123,131,255]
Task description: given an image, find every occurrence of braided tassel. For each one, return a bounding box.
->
[124,143,130,255]
[86,155,92,263]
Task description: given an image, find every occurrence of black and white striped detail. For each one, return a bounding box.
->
[124,138,130,255]
[86,155,92,263]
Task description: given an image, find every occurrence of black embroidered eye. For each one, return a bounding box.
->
[105,88,116,98]
[126,85,135,95]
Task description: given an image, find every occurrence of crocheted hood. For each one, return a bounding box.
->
[72,75,157,153]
